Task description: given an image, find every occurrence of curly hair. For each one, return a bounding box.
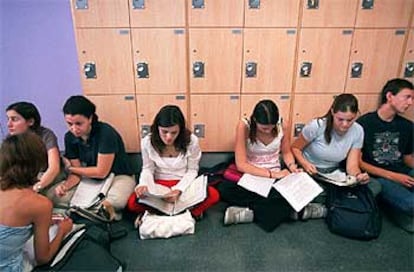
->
[0,132,47,190]
[150,105,191,155]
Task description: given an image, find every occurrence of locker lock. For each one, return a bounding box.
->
[192,0,204,9]
[246,62,257,78]
[404,62,414,78]
[362,0,374,9]
[307,0,319,9]
[141,125,150,138]
[351,62,363,78]
[300,62,312,77]
[294,124,305,138]
[83,62,96,79]
[136,62,149,78]
[75,0,88,9]
[193,62,205,78]
[132,0,145,9]
[194,124,205,138]
[249,0,260,9]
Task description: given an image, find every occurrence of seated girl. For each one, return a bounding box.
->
[51,96,136,221]
[127,105,220,223]
[291,94,378,194]
[217,99,324,233]
[6,102,63,193]
[0,132,73,271]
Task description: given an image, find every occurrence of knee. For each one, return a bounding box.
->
[126,193,139,212]
[207,186,220,204]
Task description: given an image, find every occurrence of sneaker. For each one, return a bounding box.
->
[301,203,327,220]
[224,206,254,225]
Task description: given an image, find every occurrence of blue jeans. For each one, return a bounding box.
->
[377,169,414,216]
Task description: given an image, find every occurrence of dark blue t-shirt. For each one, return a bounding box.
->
[64,121,134,176]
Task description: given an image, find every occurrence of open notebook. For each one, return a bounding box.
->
[70,173,115,208]
[238,172,323,212]
[23,223,86,270]
[315,170,358,186]
[138,175,208,216]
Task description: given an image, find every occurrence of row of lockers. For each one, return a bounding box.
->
[71,0,414,28]
[88,93,414,153]
[77,27,414,95]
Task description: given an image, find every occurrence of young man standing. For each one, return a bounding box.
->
[357,78,414,232]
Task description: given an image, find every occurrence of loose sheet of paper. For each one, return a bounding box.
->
[237,173,275,198]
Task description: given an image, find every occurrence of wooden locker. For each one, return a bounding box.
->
[189,29,243,94]
[129,0,186,27]
[70,0,130,28]
[190,95,240,151]
[346,29,406,94]
[291,94,337,138]
[132,29,187,94]
[87,95,140,152]
[76,29,135,95]
[355,0,413,28]
[401,29,414,83]
[295,29,353,93]
[242,29,296,94]
[188,0,244,27]
[136,96,188,134]
[354,94,381,116]
[244,0,300,27]
[301,0,358,27]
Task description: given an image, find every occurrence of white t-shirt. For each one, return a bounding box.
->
[139,134,201,192]
[302,118,364,169]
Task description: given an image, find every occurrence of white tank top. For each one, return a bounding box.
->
[242,118,283,171]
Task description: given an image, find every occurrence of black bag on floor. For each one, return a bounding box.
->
[34,224,125,271]
[326,184,381,240]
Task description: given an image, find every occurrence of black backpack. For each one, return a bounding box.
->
[326,184,382,240]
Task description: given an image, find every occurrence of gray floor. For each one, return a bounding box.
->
[111,202,414,272]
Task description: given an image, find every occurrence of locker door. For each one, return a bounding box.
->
[136,95,188,141]
[244,0,300,27]
[71,0,130,28]
[87,95,140,152]
[296,29,353,93]
[132,29,187,94]
[401,29,414,83]
[191,95,240,151]
[129,0,186,27]
[291,94,336,138]
[355,0,413,28]
[354,94,381,116]
[190,29,243,94]
[188,0,244,27]
[242,29,296,94]
[241,94,292,135]
[301,0,358,27]
[76,29,135,95]
[346,29,406,94]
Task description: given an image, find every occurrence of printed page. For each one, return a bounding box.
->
[237,173,275,198]
[173,175,207,214]
[143,183,171,198]
[69,173,114,208]
[273,172,323,212]
[315,169,349,186]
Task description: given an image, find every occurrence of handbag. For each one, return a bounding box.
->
[223,163,243,182]
[139,210,195,239]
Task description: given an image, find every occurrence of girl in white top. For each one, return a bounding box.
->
[127,105,219,220]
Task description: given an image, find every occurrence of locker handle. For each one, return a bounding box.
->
[362,0,374,9]
[294,124,305,137]
[194,124,205,138]
[193,62,205,78]
[246,62,257,78]
[404,62,414,78]
[141,125,150,138]
[84,62,96,79]
[249,0,260,9]
[136,62,149,78]
[351,62,363,78]
[307,0,319,9]
[300,62,312,77]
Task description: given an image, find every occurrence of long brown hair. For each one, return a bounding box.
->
[0,132,47,190]
[318,94,359,144]
[249,100,279,143]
